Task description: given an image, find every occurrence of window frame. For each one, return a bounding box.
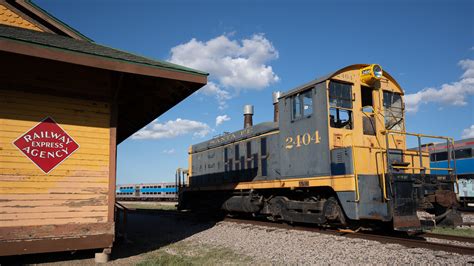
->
[291,88,314,121]
[383,91,405,131]
[328,81,354,130]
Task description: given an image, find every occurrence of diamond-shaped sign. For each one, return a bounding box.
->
[13,117,79,174]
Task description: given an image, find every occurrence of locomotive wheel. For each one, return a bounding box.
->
[323,197,347,225]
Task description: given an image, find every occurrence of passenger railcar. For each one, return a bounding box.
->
[178,64,462,231]
[427,138,474,207]
[116,182,178,201]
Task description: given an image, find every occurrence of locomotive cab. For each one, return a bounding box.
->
[179,64,462,232]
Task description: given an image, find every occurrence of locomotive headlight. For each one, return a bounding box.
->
[360,64,383,84]
[373,64,383,78]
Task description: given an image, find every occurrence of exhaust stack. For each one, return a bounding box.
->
[243,105,254,129]
[272,91,282,123]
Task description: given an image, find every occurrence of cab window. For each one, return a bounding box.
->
[383,91,404,131]
[292,89,313,120]
[292,94,302,119]
[303,90,313,116]
[329,82,353,129]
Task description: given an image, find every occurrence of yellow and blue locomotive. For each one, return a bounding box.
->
[178,64,462,231]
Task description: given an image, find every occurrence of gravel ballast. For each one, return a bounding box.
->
[183,221,474,264]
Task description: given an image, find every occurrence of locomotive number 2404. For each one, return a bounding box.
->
[285,130,321,149]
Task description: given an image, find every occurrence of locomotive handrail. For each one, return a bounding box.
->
[382,130,457,175]
[350,143,360,203]
[383,130,454,141]
[392,166,454,171]
[375,150,390,202]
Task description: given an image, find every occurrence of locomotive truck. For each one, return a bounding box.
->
[178,64,462,231]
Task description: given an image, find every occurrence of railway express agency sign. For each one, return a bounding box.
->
[13,117,79,174]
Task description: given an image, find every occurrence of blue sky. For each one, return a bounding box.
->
[36,0,473,184]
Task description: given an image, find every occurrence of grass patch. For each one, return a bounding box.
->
[429,226,474,238]
[138,241,253,266]
[120,202,177,211]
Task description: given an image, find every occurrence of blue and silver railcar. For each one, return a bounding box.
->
[428,138,474,207]
[116,182,178,201]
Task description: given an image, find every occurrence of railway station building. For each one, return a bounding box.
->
[0,0,207,258]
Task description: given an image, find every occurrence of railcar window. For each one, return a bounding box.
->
[432,152,448,162]
[432,149,473,161]
[292,94,302,119]
[383,91,404,131]
[329,82,353,129]
[455,148,472,159]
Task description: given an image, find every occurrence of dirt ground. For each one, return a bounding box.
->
[0,206,217,265]
[2,203,474,265]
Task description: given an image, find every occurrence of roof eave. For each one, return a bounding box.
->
[0,37,207,84]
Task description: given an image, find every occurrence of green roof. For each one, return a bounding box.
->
[0,24,208,77]
[26,0,93,42]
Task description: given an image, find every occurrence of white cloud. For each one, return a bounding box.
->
[162,149,175,154]
[405,59,474,112]
[201,82,232,110]
[215,114,231,126]
[169,34,279,108]
[462,125,474,139]
[132,118,211,140]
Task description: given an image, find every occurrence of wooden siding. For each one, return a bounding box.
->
[0,4,42,32]
[0,89,111,228]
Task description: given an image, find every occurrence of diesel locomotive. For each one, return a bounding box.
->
[178,64,462,231]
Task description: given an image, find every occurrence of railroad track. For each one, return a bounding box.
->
[122,208,474,255]
[222,217,474,256]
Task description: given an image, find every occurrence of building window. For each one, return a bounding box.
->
[329,82,353,129]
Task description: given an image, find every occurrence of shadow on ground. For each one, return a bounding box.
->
[0,210,219,265]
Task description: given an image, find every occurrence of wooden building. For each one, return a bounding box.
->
[0,0,207,257]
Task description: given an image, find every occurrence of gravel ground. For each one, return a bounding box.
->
[184,221,474,264]
[3,211,474,265]
[426,237,474,248]
[463,213,474,224]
